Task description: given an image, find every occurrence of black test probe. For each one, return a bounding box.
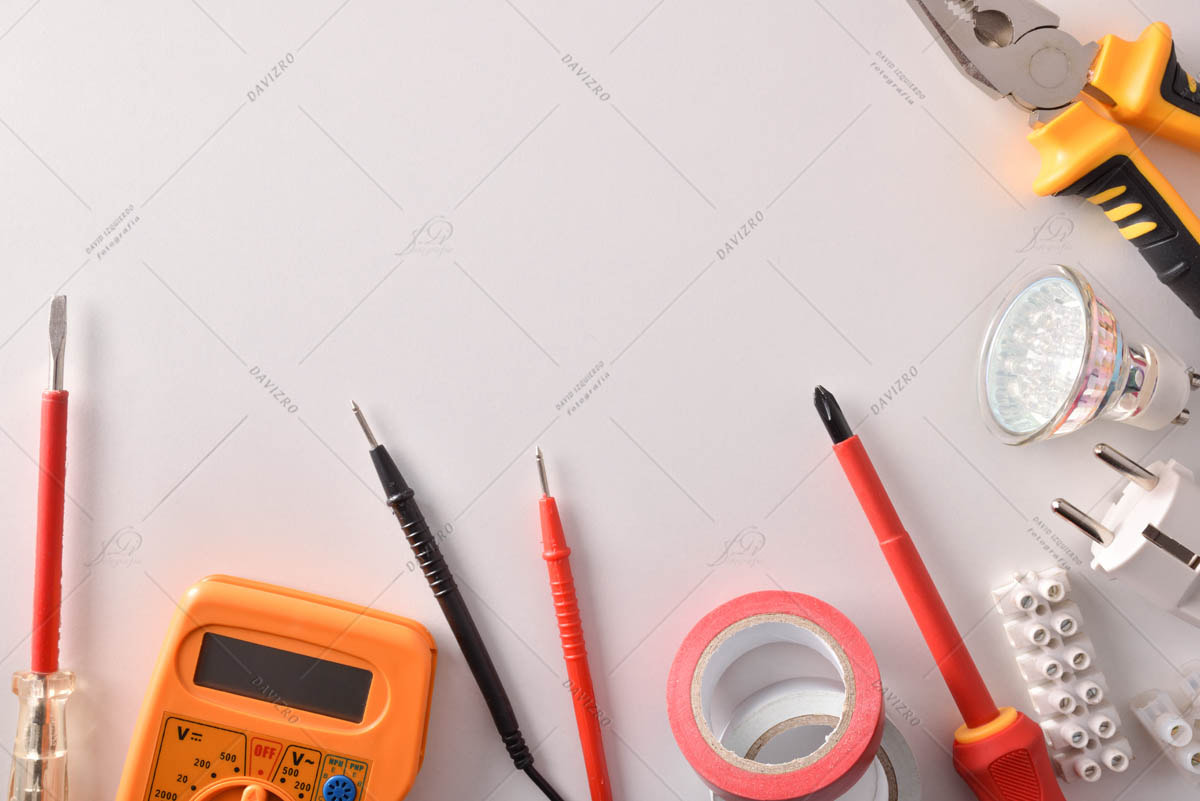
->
[352,403,568,801]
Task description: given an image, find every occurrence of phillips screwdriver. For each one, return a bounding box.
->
[815,386,1065,801]
[353,404,569,801]
[9,297,76,801]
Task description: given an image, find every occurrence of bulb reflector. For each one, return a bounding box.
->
[984,275,1088,437]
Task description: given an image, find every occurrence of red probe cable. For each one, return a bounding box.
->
[815,386,1065,801]
[536,449,612,801]
[32,296,69,675]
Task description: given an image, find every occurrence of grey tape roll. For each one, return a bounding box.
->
[713,679,920,801]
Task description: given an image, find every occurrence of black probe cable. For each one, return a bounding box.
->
[352,403,568,801]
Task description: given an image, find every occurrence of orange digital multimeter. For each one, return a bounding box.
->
[116,576,436,801]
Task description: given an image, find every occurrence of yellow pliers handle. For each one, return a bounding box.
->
[1029,23,1200,317]
[1092,23,1200,152]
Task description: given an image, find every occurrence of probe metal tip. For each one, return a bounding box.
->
[1051,498,1115,547]
[351,401,379,448]
[48,295,66,391]
[1094,443,1159,491]
[813,385,853,444]
[536,447,550,495]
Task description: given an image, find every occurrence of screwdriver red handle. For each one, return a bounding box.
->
[32,389,69,675]
[540,495,613,801]
[817,398,1066,801]
[953,709,1066,801]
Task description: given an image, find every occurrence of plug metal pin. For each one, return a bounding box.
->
[1143,525,1200,571]
[1095,444,1159,491]
[1052,499,1116,546]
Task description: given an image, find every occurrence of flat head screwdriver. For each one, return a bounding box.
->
[10,297,76,801]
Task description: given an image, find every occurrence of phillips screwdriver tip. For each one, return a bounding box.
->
[813,385,853,444]
[48,295,67,391]
[536,447,550,496]
[351,401,379,448]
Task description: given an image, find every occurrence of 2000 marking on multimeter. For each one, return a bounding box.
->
[116,576,437,801]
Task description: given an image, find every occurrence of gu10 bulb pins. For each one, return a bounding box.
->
[1053,443,1200,626]
[978,265,1198,445]
[992,568,1132,783]
[1131,662,1200,781]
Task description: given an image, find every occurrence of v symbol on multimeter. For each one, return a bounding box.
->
[176,726,203,743]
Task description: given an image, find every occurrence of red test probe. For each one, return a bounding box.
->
[536,449,612,801]
[814,386,1065,801]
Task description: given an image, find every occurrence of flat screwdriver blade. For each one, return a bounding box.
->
[48,296,66,391]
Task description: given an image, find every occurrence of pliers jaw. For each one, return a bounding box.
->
[908,0,1097,112]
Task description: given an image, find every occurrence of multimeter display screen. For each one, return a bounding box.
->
[193,633,373,723]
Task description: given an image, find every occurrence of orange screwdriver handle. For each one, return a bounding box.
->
[953,709,1066,801]
[540,496,613,801]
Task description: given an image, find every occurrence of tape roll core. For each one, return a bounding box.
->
[714,680,920,801]
[692,613,856,775]
[669,591,885,801]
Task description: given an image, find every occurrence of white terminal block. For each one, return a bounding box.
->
[1131,690,1200,777]
[993,568,1133,783]
[1130,661,1200,782]
[1053,444,1200,627]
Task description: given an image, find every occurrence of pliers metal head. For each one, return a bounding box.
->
[907,0,1098,112]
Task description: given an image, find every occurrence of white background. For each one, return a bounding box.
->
[2,1,1200,799]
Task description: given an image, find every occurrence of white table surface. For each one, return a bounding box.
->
[3,1,1200,799]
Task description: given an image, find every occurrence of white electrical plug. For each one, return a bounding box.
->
[1052,443,1200,627]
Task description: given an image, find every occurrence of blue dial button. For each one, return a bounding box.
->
[322,775,357,801]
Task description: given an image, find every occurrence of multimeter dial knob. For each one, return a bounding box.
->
[192,779,289,801]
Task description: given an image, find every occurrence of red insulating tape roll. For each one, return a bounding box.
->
[667,591,884,801]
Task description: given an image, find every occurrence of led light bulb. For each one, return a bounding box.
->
[979,265,1196,445]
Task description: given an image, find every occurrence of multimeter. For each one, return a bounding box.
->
[116,576,437,801]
